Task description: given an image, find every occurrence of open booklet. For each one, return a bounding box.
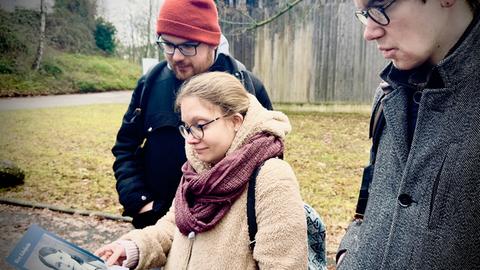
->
[6,224,127,270]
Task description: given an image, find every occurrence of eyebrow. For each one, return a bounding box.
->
[367,0,390,7]
[182,116,209,126]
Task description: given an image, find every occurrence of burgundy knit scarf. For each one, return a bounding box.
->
[175,132,284,236]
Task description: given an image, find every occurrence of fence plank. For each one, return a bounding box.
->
[220,0,387,104]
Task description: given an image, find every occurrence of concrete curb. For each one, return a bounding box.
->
[0,197,132,222]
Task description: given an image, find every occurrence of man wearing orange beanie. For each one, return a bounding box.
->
[112,0,273,229]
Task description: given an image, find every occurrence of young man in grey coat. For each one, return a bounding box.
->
[337,0,480,269]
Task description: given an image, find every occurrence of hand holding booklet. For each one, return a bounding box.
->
[6,224,127,270]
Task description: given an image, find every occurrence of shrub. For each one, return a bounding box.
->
[47,0,97,53]
[77,81,98,93]
[41,62,63,77]
[0,59,15,74]
[0,160,25,188]
[95,17,117,55]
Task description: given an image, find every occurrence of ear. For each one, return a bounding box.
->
[440,0,455,8]
[231,113,244,131]
[208,45,218,52]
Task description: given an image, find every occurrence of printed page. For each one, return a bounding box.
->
[6,224,128,270]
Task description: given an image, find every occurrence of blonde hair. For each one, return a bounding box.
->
[175,71,250,115]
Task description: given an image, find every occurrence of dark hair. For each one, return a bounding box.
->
[467,0,480,13]
[38,247,84,270]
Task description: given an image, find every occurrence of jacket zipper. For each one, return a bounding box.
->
[183,231,195,270]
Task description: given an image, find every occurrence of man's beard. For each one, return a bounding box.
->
[170,53,214,81]
[172,61,194,81]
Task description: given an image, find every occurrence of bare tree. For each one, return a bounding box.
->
[144,0,153,58]
[107,0,161,62]
[219,0,305,36]
[32,0,46,71]
[129,12,138,61]
[245,0,304,30]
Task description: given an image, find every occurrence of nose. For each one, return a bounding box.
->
[172,48,185,62]
[363,18,385,41]
[185,133,200,144]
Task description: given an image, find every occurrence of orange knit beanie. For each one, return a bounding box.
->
[156,0,221,46]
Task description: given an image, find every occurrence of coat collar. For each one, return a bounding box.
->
[436,13,480,89]
[377,14,480,167]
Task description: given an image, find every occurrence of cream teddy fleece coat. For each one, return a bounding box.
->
[121,95,308,270]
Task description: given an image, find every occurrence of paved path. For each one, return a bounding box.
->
[0,91,132,111]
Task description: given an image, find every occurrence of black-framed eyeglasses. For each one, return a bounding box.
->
[156,38,201,57]
[179,115,227,140]
[355,0,396,26]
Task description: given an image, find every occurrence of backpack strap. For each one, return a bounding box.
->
[228,56,256,96]
[129,61,168,124]
[236,70,257,96]
[354,82,392,220]
[247,154,283,250]
[246,164,262,269]
[247,164,262,251]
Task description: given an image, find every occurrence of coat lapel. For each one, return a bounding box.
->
[382,88,410,168]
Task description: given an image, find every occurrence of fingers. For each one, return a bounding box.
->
[94,247,105,258]
[106,245,125,266]
[94,243,126,266]
[94,244,112,258]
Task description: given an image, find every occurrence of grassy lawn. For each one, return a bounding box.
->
[0,104,371,261]
[285,110,370,260]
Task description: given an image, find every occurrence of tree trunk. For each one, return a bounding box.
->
[145,0,152,58]
[129,13,137,62]
[32,0,46,71]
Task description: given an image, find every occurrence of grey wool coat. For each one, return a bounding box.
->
[337,16,480,270]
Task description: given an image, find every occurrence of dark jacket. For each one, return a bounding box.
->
[112,53,273,228]
[337,15,480,269]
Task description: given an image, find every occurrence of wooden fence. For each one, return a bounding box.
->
[220,0,387,104]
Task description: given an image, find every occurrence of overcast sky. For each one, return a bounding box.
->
[98,0,163,46]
